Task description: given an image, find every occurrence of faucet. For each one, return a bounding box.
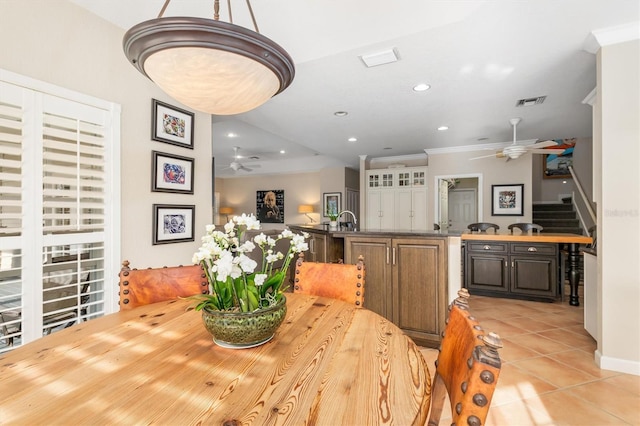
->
[337,210,357,230]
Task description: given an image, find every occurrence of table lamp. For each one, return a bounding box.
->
[219,206,234,222]
[298,205,315,223]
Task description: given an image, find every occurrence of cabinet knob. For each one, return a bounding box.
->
[527,247,537,252]
[483,245,491,250]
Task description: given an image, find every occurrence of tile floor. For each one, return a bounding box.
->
[419,291,640,425]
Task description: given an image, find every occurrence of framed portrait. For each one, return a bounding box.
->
[151,99,194,149]
[151,151,194,194]
[256,189,284,223]
[543,138,576,179]
[491,184,524,216]
[152,204,195,245]
[323,192,342,218]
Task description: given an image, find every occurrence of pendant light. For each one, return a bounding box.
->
[123,0,295,115]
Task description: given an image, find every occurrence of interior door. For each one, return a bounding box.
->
[438,179,449,230]
[448,189,477,231]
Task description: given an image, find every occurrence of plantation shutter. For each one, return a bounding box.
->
[0,82,25,351]
[0,72,120,353]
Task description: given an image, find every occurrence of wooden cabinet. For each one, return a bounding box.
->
[344,235,447,347]
[466,240,557,301]
[288,226,344,264]
[366,167,427,231]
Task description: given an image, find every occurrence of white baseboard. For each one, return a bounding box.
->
[595,350,640,376]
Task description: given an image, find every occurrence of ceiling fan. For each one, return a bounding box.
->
[225,146,259,172]
[470,118,564,161]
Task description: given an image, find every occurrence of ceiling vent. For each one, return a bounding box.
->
[516,96,547,107]
[360,48,399,68]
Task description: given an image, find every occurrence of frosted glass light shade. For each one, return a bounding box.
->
[123,17,295,116]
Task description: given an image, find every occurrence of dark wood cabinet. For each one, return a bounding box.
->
[288,226,344,263]
[344,235,447,348]
[466,240,557,301]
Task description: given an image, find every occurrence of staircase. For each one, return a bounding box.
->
[532,202,582,234]
[533,202,584,291]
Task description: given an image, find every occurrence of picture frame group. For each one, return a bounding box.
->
[151,151,194,194]
[151,99,194,149]
[152,204,195,245]
[491,184,524,216]
[323,192,342,218]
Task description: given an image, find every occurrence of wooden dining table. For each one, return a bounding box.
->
[0,293,431,425]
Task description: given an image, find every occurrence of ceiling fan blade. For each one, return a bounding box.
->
[529,148,564,154]
[469,152,501,160]
[532,140,559,149]
[239,165,253,172]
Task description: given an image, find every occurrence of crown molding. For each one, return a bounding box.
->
[583,21,640,54]
[368,152,427,165]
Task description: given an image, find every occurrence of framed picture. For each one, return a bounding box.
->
[151,151,194,194]
[491,184,524,216]
[152,204,195,245]
[543,138,576,179]
[256,189,284,223]
[323,192,342,218]
[151,99,194,149]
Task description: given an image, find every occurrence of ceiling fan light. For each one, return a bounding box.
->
[123,17,295,116]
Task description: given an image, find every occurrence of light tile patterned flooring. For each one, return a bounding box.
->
[419,290,640,425]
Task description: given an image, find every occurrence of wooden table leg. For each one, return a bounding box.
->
[568,243,581,306]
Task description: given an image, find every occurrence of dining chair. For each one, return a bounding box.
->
[118,260,209,309]
[467,223,500,233]
[508,223,543,234]
[427,288,503,426]
[293,253,365,306]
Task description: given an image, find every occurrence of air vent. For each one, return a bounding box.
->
[248,156,260,160]
[516,96,546,107]
[360,49,399,68]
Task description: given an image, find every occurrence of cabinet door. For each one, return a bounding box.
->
[395,189,413,229]
[379,190,395,229]
[510,255,557,297]
[392,238,447,347]
[366,190,382,230]
[411,188,428,231]
[344,237,392,320]
[307,232,326,263]
[466,253,509,293]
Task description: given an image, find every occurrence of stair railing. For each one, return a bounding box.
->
[568,165,596,234]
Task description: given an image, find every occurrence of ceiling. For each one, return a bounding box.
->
[70,0,638,177]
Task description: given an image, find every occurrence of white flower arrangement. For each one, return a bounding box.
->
[191,213,309,312]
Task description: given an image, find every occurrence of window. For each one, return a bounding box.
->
[0,72,120,352]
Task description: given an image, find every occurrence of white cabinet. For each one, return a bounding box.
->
[366,167,427,231]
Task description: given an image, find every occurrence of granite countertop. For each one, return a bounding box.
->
[287,223,462,238]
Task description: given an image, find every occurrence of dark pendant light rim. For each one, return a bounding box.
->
[123,17,295,96]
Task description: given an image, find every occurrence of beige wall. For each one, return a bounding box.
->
[0,1,213,269]
[216,171,322,229]
[216,166,358,227]
[426,150,533,230]
[597,39,640,374]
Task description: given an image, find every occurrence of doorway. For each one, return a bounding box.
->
[434,174,482,231]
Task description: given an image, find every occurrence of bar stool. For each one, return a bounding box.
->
[467,222,500,233]
[508,223,543,234]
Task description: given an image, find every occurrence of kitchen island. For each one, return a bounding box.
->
[461,232,592,306]
[287,225,591,346]
[289,224,454,347]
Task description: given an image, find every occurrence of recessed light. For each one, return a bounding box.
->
[348,137,357,142]
[334,111,348,117]
[227,132,237,138]
[413,83,430,92]
[280,150,285,154]
[437,126,449,131]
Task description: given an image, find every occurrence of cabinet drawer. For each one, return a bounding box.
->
[510,243,557,256]
[467,242,508,254]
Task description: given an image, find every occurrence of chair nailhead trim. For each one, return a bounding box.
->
[480,370,495,384]
[472,393,488,407]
